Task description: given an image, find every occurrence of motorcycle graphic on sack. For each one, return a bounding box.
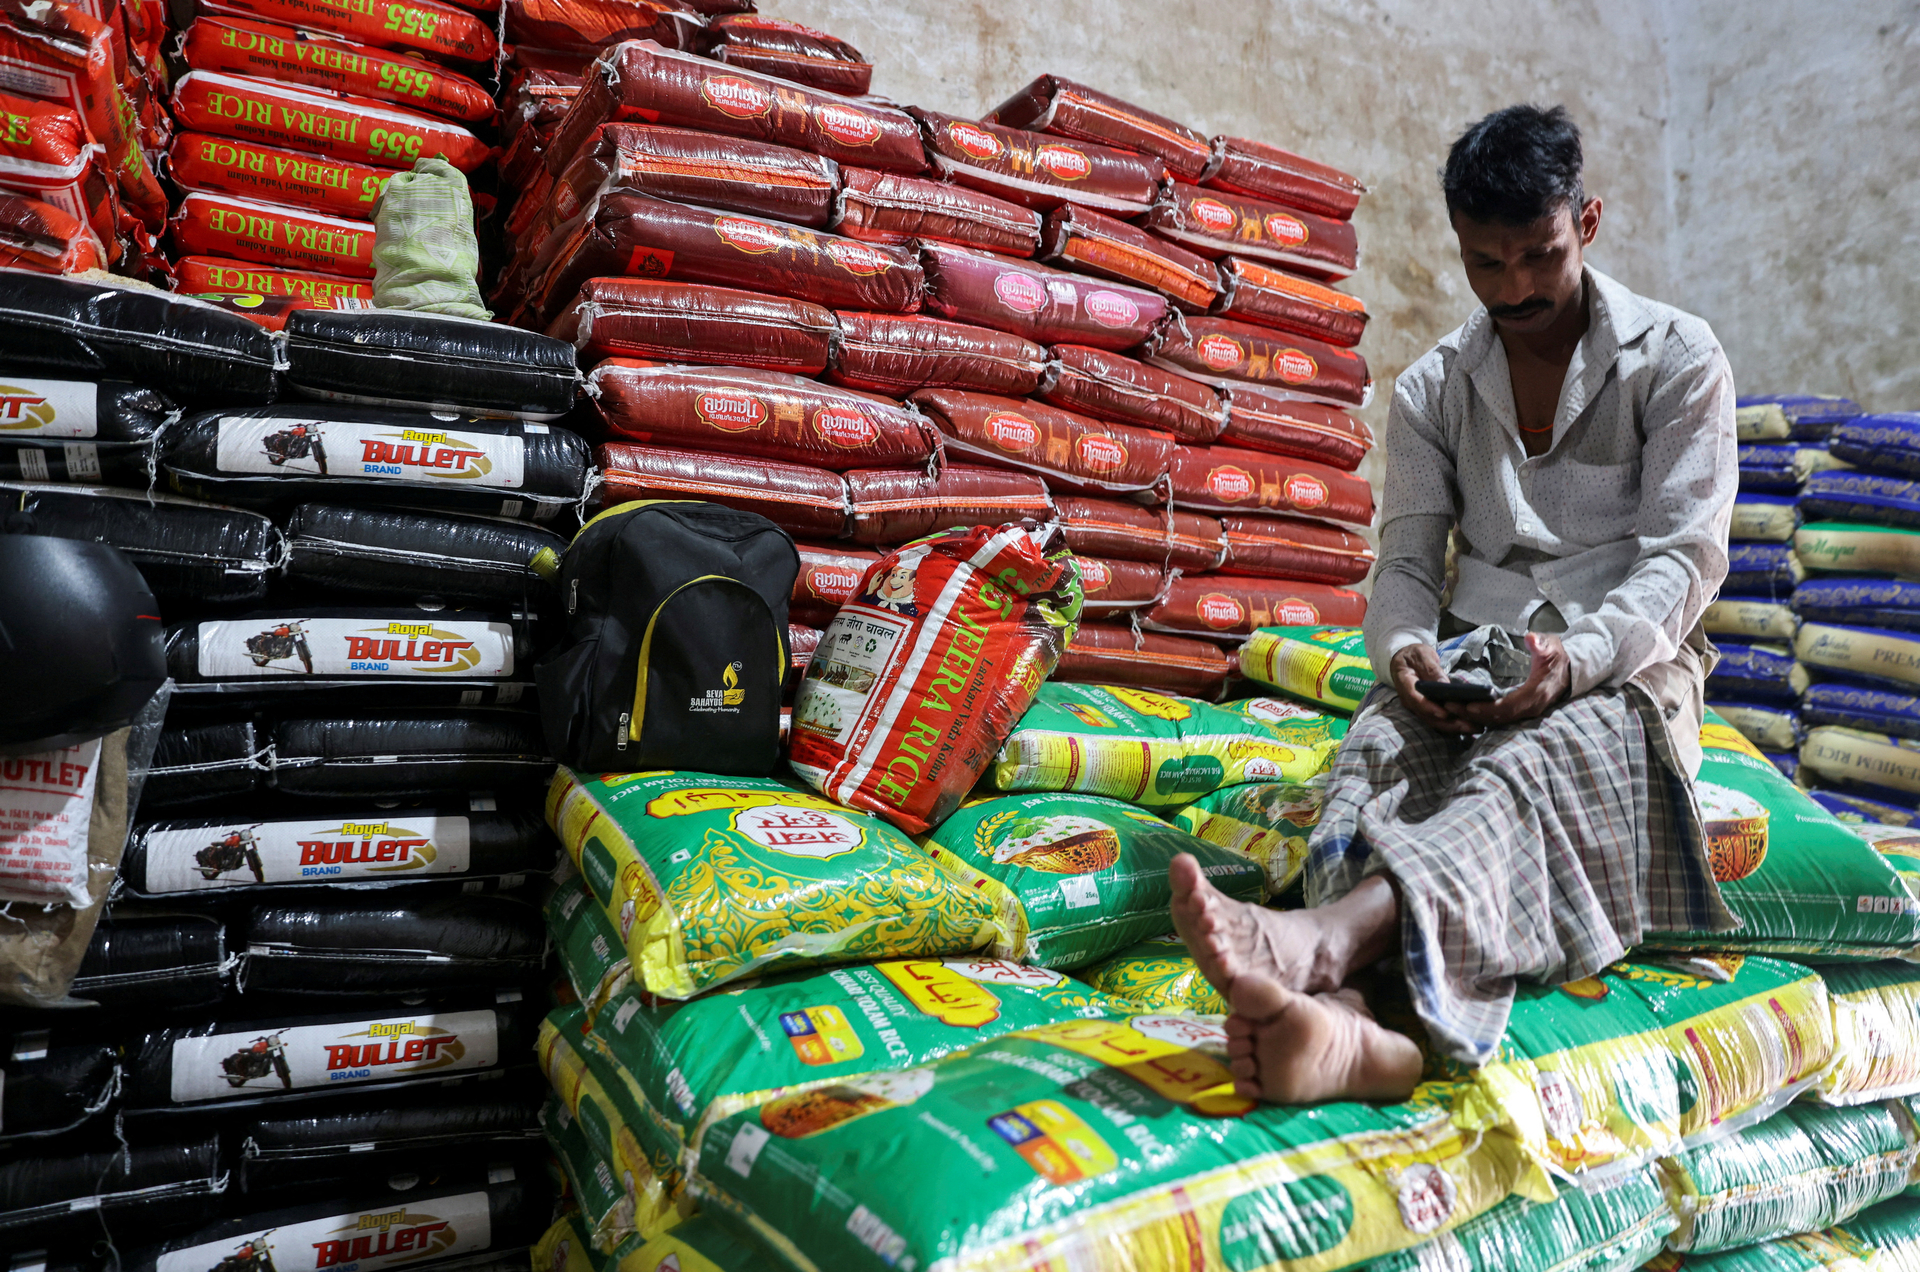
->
[221,1033,294,1089]
[260,421,328,474]
[195,826,266,883]
[202,1232,277,1272]
[245,621,313,674]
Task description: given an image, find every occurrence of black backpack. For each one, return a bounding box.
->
[536,500,799,775]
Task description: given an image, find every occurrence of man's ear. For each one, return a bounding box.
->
[1579,197,1603,247]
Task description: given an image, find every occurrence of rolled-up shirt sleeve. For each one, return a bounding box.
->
[1558,328,1738,695]
[1363,369,1459,681]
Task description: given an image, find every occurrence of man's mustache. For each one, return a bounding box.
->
[1489,299,1552,320]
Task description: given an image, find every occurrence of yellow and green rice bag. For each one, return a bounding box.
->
[1077,934,1228,1015]
[1239,625,1376,712]
[534,1209,631,1272]
[545,1091,647,1254]
[1843,821,1920,901]
[546,769,996,998]
[1815,963,1920,1105]
[1353,1167,1674,1272]
[1837,1196,1920,1272]
[1172,778,1328,890]
[1646,1228,1880,1272]
[549,862,632,1030]
[921,792,1266,967]
[621,1214,776,1272]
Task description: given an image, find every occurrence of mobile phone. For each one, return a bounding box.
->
[1416,679,1496,704]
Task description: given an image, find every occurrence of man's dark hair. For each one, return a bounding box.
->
[1442,104,1585,226]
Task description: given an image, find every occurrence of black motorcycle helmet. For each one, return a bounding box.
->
[0,536,167,751]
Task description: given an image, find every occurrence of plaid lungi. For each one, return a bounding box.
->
[1305,627,1735,1065]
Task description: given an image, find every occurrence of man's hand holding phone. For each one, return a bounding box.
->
[1389,644,1482,735]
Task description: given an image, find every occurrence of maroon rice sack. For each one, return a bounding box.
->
[919,240,1167,352]
[699,15,870,97]
[1145,182,1358,280]
[167,132,402,222]
[1040,203,1221,310]
[503,0,698,57]
[550,40,926,179]
[169,191,375,278]
[530,191,922,324]
[1170,443,1375,526]
[195,0,497,61]
[1039,344,1225,444]
[787,622,821,684]
[827,311,1049,398]
[1218,513,1376,585]
[988,74,1212,181]
[1145,574,1367,640]
[553,278,836,374]
[910,388,1176,495]
[1051,495,1227,571]
[1219,385,1374,471]
[791,541,881,626]
[911,108,1164,214]
[170,71,492,174]
[177,16,496,123]
[540,123,841,234]
[844,463,1052,545]
[1056,622,1232,697]
[1215,257,1369,348]
[1147,316,1371,408]
[831,166,1042,257]
[585,360,936,470]
[1073,556,1164,614]
[1202,135,1367,221]
[595,441,849,540]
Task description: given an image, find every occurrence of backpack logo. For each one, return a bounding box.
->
[691,661,747,713]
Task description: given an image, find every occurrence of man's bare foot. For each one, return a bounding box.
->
[1223,976,1423,1104]
[1168,856,1398,998]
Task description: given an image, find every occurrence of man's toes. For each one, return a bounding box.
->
[1228,972,1295,1023]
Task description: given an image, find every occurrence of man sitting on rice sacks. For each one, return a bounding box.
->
[1173,105,1739,1103]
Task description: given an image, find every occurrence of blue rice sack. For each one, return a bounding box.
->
[1797,624,1920,692]
[1801,727,1920,803]
[1763,751,1800,781]
[1795,523,1920,580]
[1704,598,1799,641]
[1739,444,1851,493]
[1710,701,1805,752]
[1708,642,1810,704]
[1810,789,1919,826]
[1796,579,1920,633]
[1731,495,1799,543]
[1726,544,1806,600]
[1831,414,1920,480]
[1803,683,1920,742]
[1736,403,1792,441]
[1801,472,1920,531]
[1739,394,1864,442]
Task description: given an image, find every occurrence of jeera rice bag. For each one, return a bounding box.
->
[545,769,996,998]
[991,681,1346,807]
[1239,625,1376,712]
[1077,933,1228,1015]
[920,791,1265,967]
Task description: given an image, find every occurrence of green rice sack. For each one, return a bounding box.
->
[1448,956,1834,1182]
[620,1214,778,1272]
[1645,1230,1880,1272]
[546,769,997,998]
[534,1210,630,1272]
[549,862,632,1029]
[1800,625,1920,691]
[1814,964,1920,1105]
[1836,1196,1920,1271]
[989,682,1346,807]
[1842,821,1920,900]
[1238,625,1376,712]
[1802,728,1920,803]
[1353,1167,1674,1272]
[544,1091,644,1253]
[1077,934,1228,1015]
[588,956,1123,1165]
[1706,599,1802,642]
[1797,522,1920,579]
[920,792,1266,967]
[1657,1100,1919,1253]
[1642,719,1920,959]
[693,1018,1528,1272]
[1172,778,1328,891]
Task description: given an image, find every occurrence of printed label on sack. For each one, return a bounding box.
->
[695,390,769,433]
[993,271,1047,314]
[1264,213,1309,247]
[825,239,893,275]
[1275,349,1319,384]
[792,608,914,742]
[214,417,526,488]
[0,379,96,437]
[1273,599,1319,625]
[815,103,883,147]
[1035,144,1090,181]
[1198,593,1246,629]
[1074,557,1113,591]
[813,404,879,448]
[1207,465,1255,502]
[1196,333,1243,370]
[948,121,1003,161]
[984,410,1041,452]
[1190,198,1237,234]
[1083,290,1139,328]
[1283,473,1328,509]
[805,563,865,603]
[141,815,473,894]
[154,1190,492,1272]
[714,217,789,254]
[1075,433,1127,472]
[0,739,101,908]
[194,618,514,679]
[167,1008,499,1104]
[701,74,773,119]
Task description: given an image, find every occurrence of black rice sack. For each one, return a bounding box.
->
[69,909,229,1011]
[269,713,552,800]
[284,504,566,604]
[238,894,549,996]
[234,1087,544,1195]
[284,308,580,421]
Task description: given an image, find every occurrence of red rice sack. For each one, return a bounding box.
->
[550,40,925,180]
[920,240,1167,352]
[831,166,1041,257]
[170,71,492,174]
[1147,316,1371,408]
[1039,344,1225,444]
[586,360,935,470]
[0,91,118,253]
[177,16,495,122]
[988,74,1211,181]
[1215,257,1368,348]
[552,278,836,374]
[544,122,840,231]
[1075,556,1164,614]
[1202,135,1366,221]
[910,388,1176,495]
[169,191,373,277]
[699,15,870,97]
[792,541,881,626]
[1145,574,1366,641]
[845,464,1052,545]
[595,441,849,540]
[530,191,922,325]
[1219,384,1374,471]
[789,523,1082,833]
[827,311,1048,398]
[0,193,103,273]
[502,65,579,142]
[1145,182,1359,280]
[787,622,821,685]
[1055,622,1232,697]
[1170,443,1375,526]
[1218,513,1375,585]
[1040,203,1220,310]
[167,132,401,221]
[174,254,374,303]
[1051,494,1226,571]
[196,0,497,62]
[503,0,698,57]
[911,108,1164,214]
